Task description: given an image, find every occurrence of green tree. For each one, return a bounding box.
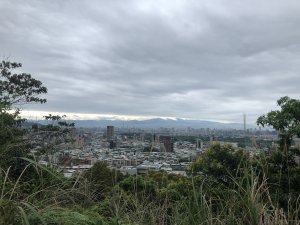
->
[257,96,300,150]
[83,161,123,201]
[0,61,47,108]
[257,96,300,209]
[118,175,157,199]
[0,60,47,178]
[188,144,246,185]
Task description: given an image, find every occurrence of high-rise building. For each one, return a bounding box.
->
[160,136,174,152]
[107,126,114,140]
[196,139,203,149]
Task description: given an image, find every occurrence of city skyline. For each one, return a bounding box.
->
[1,0,300,123]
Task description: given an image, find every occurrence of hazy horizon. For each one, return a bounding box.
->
[21,109,253,125]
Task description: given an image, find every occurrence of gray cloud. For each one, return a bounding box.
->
[1,0,300,124]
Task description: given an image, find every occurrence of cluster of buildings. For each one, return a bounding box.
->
[57,126,202,177]
[30,124,300,178]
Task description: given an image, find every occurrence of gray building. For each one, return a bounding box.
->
[107,126,114,140]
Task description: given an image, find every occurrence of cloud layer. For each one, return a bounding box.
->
[1,0,300,123]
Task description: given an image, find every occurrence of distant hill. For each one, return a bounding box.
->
[29,118,255,129]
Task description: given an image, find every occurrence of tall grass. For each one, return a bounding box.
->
[102,168,299,225]
[0,159,104,225]
[1,158,299,225]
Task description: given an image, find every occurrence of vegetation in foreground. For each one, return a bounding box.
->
[0,61,300,224]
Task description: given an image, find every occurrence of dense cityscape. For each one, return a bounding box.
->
[28,123,294,177]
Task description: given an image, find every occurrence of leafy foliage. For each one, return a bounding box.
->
[83,161,124,201]
[0,61,47,109]
[188,144,246,184]
[257,96,300,149]
[0,60,48,179]
[257,96,300,209]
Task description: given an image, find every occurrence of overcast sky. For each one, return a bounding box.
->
[1,0,300,123]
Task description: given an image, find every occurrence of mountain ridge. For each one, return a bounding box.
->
[29,118,256,129]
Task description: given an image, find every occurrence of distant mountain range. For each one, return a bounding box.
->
[28,118,256,130]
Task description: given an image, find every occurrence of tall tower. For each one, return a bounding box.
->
[107,126,114,140]
[243,114,246,147]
